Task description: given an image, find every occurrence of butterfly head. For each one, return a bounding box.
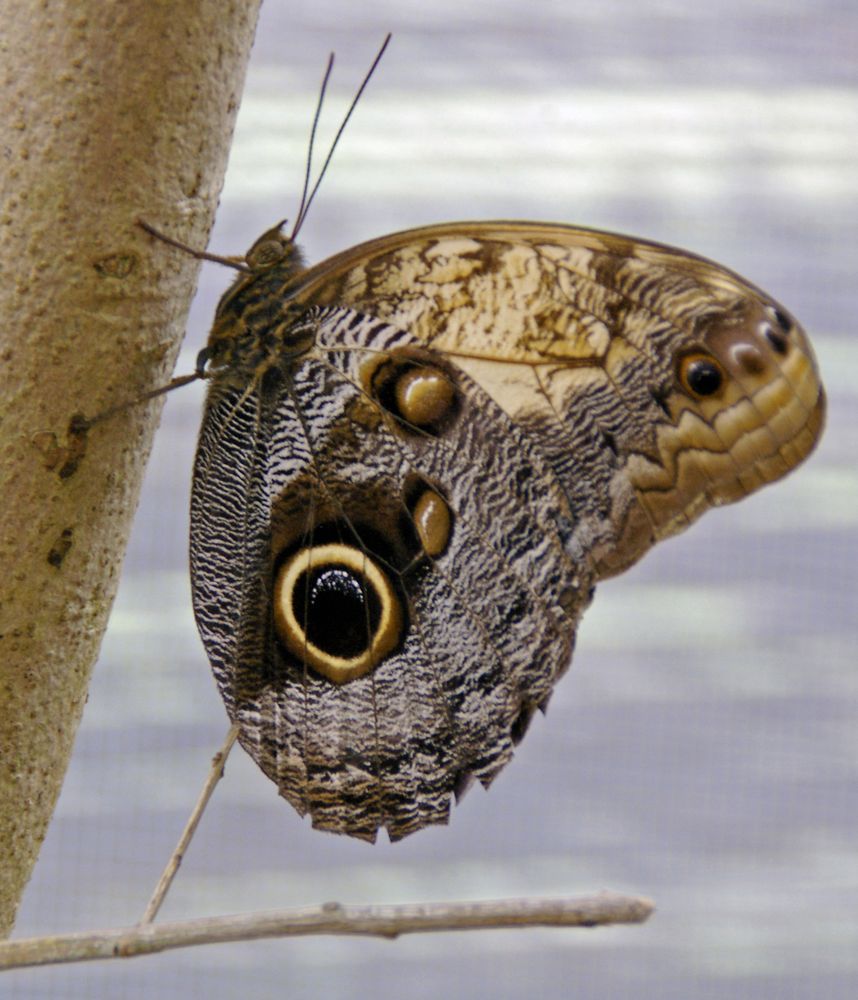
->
[242,221,306,273]
[203,223,310,375]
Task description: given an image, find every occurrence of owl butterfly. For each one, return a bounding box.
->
[175,55,825,843]
[187,217,824,842]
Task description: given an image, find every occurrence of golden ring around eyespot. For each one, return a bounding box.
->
[273,542,403,684]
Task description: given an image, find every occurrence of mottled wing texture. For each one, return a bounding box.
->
[191,222,825,840]
[192,308,585,840]
[292,223,824,574]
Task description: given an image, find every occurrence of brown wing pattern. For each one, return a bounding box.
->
[191,221,825,839]
[291,223,825,573]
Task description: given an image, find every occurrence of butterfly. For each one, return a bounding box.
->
[184,215,825,842]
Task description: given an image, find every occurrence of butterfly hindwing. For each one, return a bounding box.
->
[191,305,587,840]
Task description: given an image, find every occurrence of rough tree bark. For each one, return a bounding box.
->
[0,0,262,935]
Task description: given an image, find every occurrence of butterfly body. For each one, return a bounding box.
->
[190,221,825,841]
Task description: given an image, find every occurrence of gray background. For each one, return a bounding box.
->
[10,1,857,997]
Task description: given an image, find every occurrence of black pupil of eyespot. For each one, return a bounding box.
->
[764,327,789,355]
[294,565,381,658]
[686,360,722,396]
[772,308,791,333]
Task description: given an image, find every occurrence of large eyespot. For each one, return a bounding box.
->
[677,352,725,398]
[368,354,458,433]
[273,543,404,683]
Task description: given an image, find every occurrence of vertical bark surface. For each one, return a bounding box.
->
[0,0,262,935]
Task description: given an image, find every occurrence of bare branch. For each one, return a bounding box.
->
[0,892,654,970]
[140,725,240,924]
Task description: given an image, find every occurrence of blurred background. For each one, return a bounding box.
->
[10,1,857,997]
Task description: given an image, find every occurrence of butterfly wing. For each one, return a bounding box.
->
[192,305,586,840]
[293,222,824,574]
[192,222,825,840]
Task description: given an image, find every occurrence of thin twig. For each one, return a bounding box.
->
[140,724,240,924]
[0,892,654,970]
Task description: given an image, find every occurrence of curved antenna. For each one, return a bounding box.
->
[292,52,336,236]
[291,33,392,239]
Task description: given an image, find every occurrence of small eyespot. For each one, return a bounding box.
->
[768,305,793,333]
[677,353,725,398]
[409,488,452,557]
[731,344,766,376]
[762,306,792,355]
[395,367,455,427]
[368,354,458,434]
[764,328,788,355]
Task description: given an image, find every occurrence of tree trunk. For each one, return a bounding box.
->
[0,0,262,935]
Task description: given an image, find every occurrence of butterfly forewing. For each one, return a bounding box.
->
[296,223,825,566]
[191,221,825,840]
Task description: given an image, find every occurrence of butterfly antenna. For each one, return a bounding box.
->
[291,33,392,238]
[292,51,335,236]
